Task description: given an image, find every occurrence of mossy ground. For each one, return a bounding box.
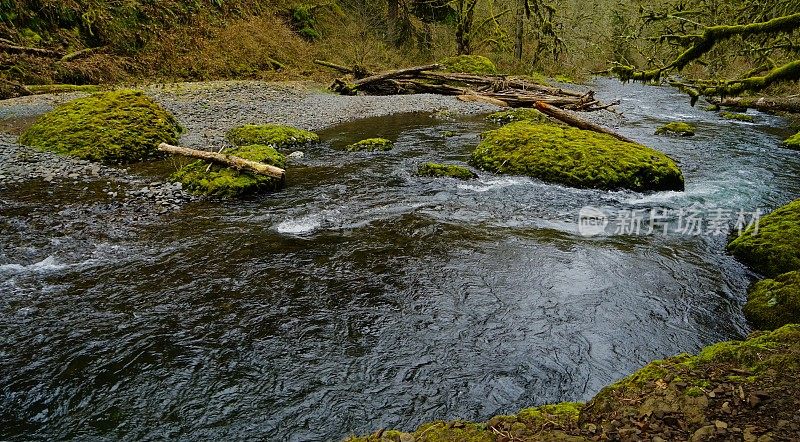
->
[655,122,696,136]
[744,271,800,331]
[226,124,319,149]
[19,90,181,163]
[720,111,755,122]
[727,199,800,278]
[345,138,394,152]
[348,325,800,441]
[417,162,477,180]
[486,108,549,125]
[439,55,498,75]
[784,132,800,149]
[171,144,285,198]
[470,121,685,192]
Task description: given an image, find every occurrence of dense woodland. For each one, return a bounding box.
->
[0,0,798,97]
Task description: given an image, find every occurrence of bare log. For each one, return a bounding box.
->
[158,143,285,179]
[457,94,509,107]
[0,43,63,58]
[351,64,441,88]
[707,95,800,113]
[534,102,636,144]
[314,59,356,75]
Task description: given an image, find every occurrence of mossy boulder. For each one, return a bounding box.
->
[470,121,685,192]
[440,55,498,75]
[417,162,477,180]
[19,90,181,163]
[727,199,800,278]
[226,124,319,149]
[744,271,800,331]
[172,144,285,198]
[783,132,800,150]
[345,138,394,152]
[655,122,696,137]
[720,111,755,122]
[486,108,549,125]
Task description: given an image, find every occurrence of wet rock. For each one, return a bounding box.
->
[690,425,716,441]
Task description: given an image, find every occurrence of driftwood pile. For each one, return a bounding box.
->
[314,60,617,113]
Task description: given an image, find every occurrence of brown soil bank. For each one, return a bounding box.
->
[348,324,800,441]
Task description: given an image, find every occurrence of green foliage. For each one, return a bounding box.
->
[784,132,800,149]
[226,124,319,149]
[290,4,319,41]
[470,121,685,191]
[19,90,181,163]
[720,111,755,122]
[486,108,549,125]
[727,199,800,278]
[172,144,285,198]
[417,162,477,179]
[345,138,394,152]
[440,55,498,74]
[655,122,696,136]
[744,271,800,331]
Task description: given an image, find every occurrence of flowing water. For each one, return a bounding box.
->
[2,79,799,441]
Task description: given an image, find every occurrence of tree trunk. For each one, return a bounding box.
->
[158,143,286,179]
[514,0,525,60]
[534,102,636,144]
[387,0,400,44]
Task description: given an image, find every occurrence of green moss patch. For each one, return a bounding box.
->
[783,132,800,150]
[744,271,800,331]
[727,199,800,278]
[486,108,549,125]
[655,122,696,137]
[440,55,498,75]
[172,144,285,198]
[470,121,685,192]
[226,124,319,149]
[417,162,477,180]
[345,138,394,152]
[19,90,181,163]
[720,111,755,122]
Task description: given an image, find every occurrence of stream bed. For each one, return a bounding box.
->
[1,79,799,441]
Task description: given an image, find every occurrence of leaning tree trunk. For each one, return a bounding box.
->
[158,143,286,179]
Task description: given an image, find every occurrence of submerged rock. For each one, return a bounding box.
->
[720,111,755,122]
[470,121,685,192]
[171,144,285,198]
[439,55,498,75]
[784,132,800,150]
[744,271,800,330]
[656,122,696,137]
[226,124,319,149]
[486,108,549,125]
[417,162,477,180]
[345,138,394,152]
[19,90,182,163]
[727,199,800,278]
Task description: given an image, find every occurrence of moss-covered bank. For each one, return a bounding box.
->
[655,122,696,136]
[727,199,800,278]
[348,325,800,441]
[440,55,498,75]
[744,271,800,331]
[470,121,685,192]
[720,111,755,122]
[417,162,477,180]
[226,124,319,149]
[19,90,181,163]
[784,132,800,149]
[172,144,285,198]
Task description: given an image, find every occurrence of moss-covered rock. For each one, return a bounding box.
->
[226,124,319,149]
[720,111,755,122]
[440,55,498,75]
[727,199,800,278]
[417,162,477,180]
[19,90,181,163]
[655,122,696,136]
[171,144,285,198]
[345,138,394,152]
[470,121,685,192]
[783,132,800,150]
[486,108,549,125]
[744,271,800,331]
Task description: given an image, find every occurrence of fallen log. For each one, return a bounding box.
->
[534,101,636,144]
[0,43,63,58]
[707,95,800,113]
[0,78,32,99]
[342,64,441,92]
[61,46,106,62]
[157,143,285,180]
[314,59,373,78]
